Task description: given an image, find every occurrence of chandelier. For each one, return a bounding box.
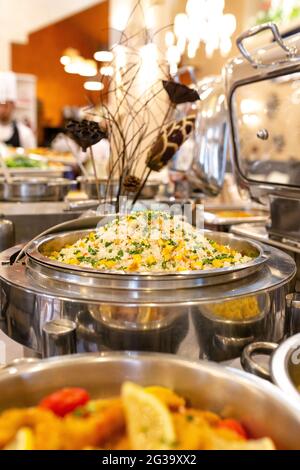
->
[166,0,236,74]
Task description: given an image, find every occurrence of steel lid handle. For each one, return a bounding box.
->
[241,341,278,381]
[236,22,297,68]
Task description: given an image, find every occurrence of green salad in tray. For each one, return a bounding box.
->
[5,155,46,169]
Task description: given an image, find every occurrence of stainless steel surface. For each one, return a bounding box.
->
[231,223,300,255]
[0,177,73,202]
[204,205,268,230]
[268,196,300,243]
[0,202,86,245]
[0,168,65,178]
[236,23,298,68]
[0,216,15,251]
[139,181,161,199]
[27,229,268,289]
[188,76,228,197]
[42,319,77,358]
[77,177,119,200]
[0,353,300,449]
[242,333,300,406]
[286,293,300,335]
[78,177,160,200]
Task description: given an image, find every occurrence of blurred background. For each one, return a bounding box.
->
[1,0,299,146]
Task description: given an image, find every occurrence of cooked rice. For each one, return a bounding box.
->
[48,211,253,273]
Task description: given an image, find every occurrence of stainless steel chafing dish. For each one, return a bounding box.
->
[225,23,300,245]
[77,177,161,200]
[0,215,295,361]
[221,23,300,341]
[1,352,300,449]
[0,177,73,202]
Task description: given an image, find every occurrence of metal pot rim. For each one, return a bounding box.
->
[0,350,298,413]
[27,228,268,282]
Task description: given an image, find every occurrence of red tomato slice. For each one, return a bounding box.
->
[218,419,248,440]
[39,388,90,417]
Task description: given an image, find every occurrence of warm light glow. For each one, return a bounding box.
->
[94,51,114,62]
[166,45,181,65]
[79,59,97,77]
[100,65,114,76]
[220,38,232,57]
[114,45,127,69]
[174,13,189,39]
[60,55,71,66]
[84,81,104,91]
[221,14,237,37]
[187,42,197,59]
[240,99,262,114]
[165,31,175,48]
[110,1,132,31]
[139,43,159,92]
[242,114,260,127]
[65,59,82,74]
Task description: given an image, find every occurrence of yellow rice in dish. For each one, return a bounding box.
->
[48,211,253,273]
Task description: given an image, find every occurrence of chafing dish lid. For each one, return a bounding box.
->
[225,23,300,202]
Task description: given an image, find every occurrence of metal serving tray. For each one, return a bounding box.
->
[26,229,268,290]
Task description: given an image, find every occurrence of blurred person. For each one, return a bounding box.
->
[0,72,36,149]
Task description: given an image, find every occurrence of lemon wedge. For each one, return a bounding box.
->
[4,427,35,450]
[122,382,177,450]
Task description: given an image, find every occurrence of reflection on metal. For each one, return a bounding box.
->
[257,129,269,140]
[42,319,77,358]
[0,229,295,361]
[188,76,228,197]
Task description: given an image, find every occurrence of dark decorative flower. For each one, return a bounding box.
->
[66,119,108,152]
[123,175,141,193]
[146,115,196,172]
[163,80,200,105]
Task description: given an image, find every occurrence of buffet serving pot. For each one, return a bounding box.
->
[0,352,300,449]
[0,212,295,360]
[0,177,73,202]
[242,332,300,405]
[77,177,161,200]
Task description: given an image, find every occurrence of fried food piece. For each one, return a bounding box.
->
[0,408,63,450]
[145,386,186,411]
[61,399,125,450]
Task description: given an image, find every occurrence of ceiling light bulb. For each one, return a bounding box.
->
[167,45,181,65]
[84,81,104,91]
[221,14,237,36]
[64,60,81,74]
[100,66,114,76]
[174,13,189,39]
[79,60,98,77]
[165,31,175,47]
[94,51,114,62]
[60,56,71,66]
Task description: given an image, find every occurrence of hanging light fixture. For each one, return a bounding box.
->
[166,0,236,70]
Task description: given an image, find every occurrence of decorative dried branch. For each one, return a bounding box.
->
[70,0,198,212]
